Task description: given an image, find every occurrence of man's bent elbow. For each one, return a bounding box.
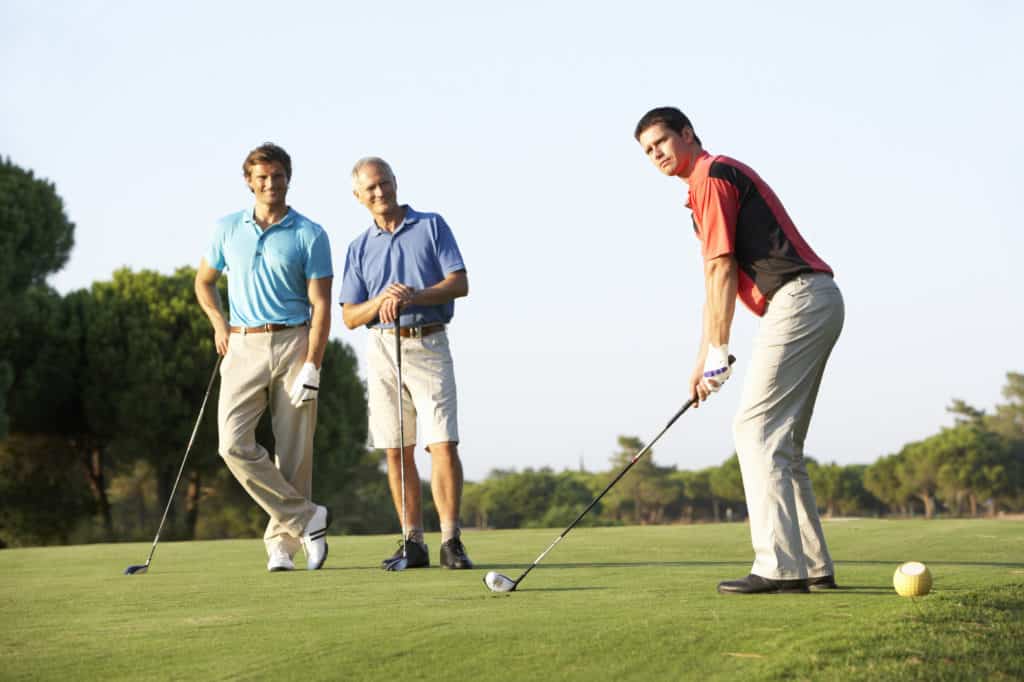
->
[704,257,737,286]
[340,305,361,330]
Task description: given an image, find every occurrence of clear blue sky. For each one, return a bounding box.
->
[3,1,1022,482]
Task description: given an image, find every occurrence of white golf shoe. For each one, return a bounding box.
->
[267,549,295,572]
[301,505,331,570]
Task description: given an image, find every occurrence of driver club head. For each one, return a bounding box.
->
[483,571,517,593]
[124,564,149,575]
[383,557,409,572]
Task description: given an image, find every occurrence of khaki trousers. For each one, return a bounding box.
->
[218,326,317,555]
[733,272,844,580]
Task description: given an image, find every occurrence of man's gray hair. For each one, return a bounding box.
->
[351,156,395,187]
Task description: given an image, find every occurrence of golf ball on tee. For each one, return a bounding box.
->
[893,561,932,596]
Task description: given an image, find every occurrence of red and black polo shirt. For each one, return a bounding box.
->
[686,151,833,317]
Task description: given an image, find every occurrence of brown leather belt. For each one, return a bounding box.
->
[383,324,446,339]
[230,322,308,334]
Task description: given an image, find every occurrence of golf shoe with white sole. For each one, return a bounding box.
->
[267,549,295,572]
[301,505,331,570]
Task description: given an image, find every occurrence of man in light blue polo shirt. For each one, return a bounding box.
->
[340,156,473,570]
[195,142,333,573]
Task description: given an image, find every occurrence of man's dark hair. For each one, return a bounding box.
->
[634,107,702,146]
[243,142,292,181]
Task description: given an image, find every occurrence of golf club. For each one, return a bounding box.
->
[383,319,409,572]
[483,356,735,593]
[124,356,221,575]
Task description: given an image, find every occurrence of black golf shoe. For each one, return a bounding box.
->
[808,574,839,591]
[717,574,809,594]
[380,538,430,569]
[440,537,474,569]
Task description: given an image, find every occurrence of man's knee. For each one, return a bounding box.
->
[219,437,263,464]
[427,441,459,459]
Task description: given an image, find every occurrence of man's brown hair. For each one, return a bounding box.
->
[634,107,702,146]
[242,142,292,181]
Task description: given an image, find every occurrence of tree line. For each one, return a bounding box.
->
[2,157,1022,547]
[460,391,1024,528]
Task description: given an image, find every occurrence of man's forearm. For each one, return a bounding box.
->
[195,280,228,329]
[704,256,737,346]
[341,297,383,329]
[410,271,468,307]
[698,303,710,361]
[306,303,330,368]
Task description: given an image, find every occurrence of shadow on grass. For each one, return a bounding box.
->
[506,586,609,593]
[475,559,1024,571]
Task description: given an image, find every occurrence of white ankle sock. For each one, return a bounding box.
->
[441,523,460,544]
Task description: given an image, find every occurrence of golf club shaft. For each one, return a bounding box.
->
[395,320,407,556]
[511,356,735,586]
[513,397,696,585]
[140,356,221,567]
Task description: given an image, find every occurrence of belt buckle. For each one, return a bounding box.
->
[408,326,423,339]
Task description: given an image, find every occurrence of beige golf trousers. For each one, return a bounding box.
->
[218,326,317,555]
[733,272,844,580]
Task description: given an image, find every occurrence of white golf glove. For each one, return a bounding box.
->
[699,344,732,394]
[289,362,320,407]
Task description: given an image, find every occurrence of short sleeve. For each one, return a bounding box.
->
[694,177,739,262]
[433,215,466,274]
[305,229,333,280]
[205,221,227,271]
[339,241,369,304]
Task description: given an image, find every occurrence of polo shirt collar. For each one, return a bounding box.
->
[685,152,714,208]
[689,151,713,183]
[372,205,419,237]
[244,206,296,229]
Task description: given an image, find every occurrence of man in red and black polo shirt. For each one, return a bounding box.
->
[635,107,845,594]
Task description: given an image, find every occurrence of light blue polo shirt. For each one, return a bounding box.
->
[205,207,333,327]
[340,206,465,329]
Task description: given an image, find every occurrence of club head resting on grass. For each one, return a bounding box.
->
[483,571,517,593]
[124,564,149,575]
[382,556,408,572]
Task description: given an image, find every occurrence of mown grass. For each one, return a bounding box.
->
[1,519,1021,681]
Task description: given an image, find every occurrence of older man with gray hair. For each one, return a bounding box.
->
[340,157,473,571]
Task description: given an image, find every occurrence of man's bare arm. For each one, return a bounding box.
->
[194,258,230,355]
[704,256,737,347]
[306,277,333,368]
[341,271,469,329]
[407,270,468,306]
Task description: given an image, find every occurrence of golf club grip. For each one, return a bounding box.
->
[663,355,736,430]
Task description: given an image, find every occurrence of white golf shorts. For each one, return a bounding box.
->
[366,327,459,449]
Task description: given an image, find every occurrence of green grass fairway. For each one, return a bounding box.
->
[2,519,1022,681]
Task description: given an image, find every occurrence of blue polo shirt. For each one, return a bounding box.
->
[340,206,465,329]
[205,207,333,327]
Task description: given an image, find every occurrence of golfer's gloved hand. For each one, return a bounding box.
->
[699,344,732,394]
[289,362,320,407]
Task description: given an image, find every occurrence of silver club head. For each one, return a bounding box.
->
[383,557,409,572]
[483,571,517,593]
[124,564,149,575]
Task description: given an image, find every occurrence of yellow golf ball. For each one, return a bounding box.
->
[893,561,932,597]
